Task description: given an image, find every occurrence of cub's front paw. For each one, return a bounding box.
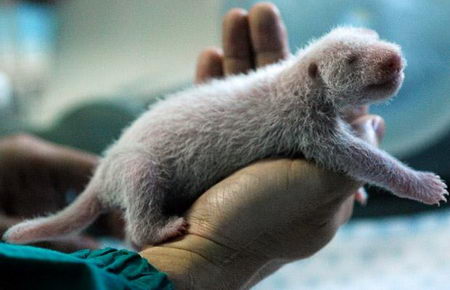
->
[407,172,448,205]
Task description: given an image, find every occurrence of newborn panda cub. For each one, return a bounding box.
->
[4,27,448,248]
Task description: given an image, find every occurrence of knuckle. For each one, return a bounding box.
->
[2,134,36,148]
[201,48,223,62]
[9,134,34,143]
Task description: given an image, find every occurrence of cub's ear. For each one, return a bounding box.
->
[308,62,319,79]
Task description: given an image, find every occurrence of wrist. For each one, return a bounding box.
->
[140,234,270,289]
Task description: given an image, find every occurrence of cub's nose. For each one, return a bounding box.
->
[381,53,402,74]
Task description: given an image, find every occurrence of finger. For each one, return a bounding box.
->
[351,114,385,146]
[248,2,290,67]
[222,8,254,75]
[354,187,368,206]
[30,139,98,190]
[195,47,224,84]
[336,195,355,226]
[12,136,98,182]
[343,105,369,123]
[44,145,98,176]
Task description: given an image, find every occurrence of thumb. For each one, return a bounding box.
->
[351,114,385,147]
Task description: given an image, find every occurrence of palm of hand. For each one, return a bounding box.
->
[186,159,358,261]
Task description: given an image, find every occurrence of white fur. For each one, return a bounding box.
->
[4,27,447,247]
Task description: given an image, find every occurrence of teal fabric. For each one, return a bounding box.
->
[0,243,174,290]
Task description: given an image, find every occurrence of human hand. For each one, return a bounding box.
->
[0,134,124,252]
[195,3,288,84]
[141,3,385,289]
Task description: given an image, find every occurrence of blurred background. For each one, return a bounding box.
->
[0,0,449,288]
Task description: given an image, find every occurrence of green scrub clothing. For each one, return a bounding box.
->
[0,243,174,290]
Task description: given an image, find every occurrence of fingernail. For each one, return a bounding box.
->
[355,187,369,206]
[371,117,385,141]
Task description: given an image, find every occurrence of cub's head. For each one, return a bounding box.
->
[303,27,405,107]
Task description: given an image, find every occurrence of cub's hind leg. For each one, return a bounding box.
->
[112,150,187,248]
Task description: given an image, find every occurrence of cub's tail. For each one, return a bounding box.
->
[2,188,103,244]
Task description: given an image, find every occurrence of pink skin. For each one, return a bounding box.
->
[354,188,368,205]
